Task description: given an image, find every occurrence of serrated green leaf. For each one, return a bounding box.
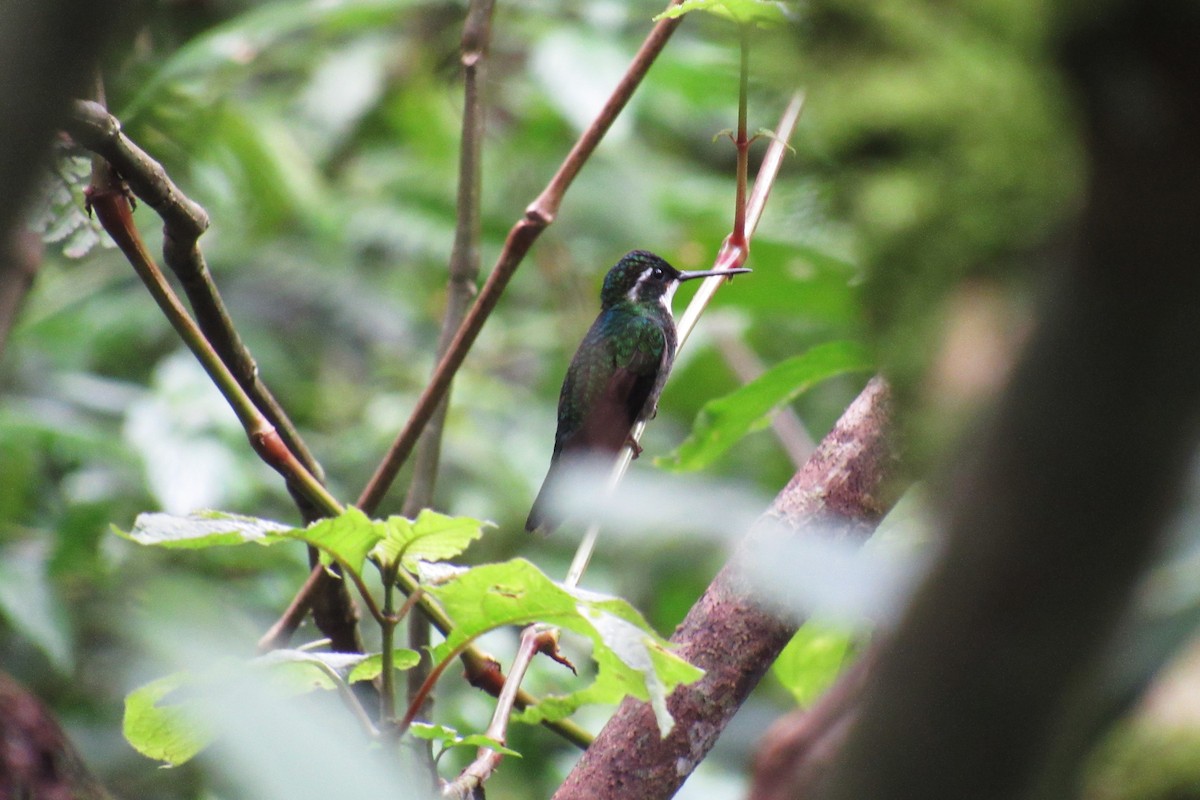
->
[118,510,292,548]
[658,340,873,472]
[293,507,383,575]
[773,623,855,706]
[123,673,212,767]
[347,649,422,683]
[119,508,383,583]
[370,510,491,572]
[654,0,795,25]
[409,723,521,757]
[428,559,703,736]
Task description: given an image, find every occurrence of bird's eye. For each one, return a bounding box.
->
[651,267,664,280]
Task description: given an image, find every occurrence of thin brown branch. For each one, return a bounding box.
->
[730,24,751,253]
[67,99,364,653]
[553,376,898,800]
[64,100,325,492]
[443,625,555,798]
[83,162,341,519]
[256,562,323,652]
[355,0,688,515]
[403,0,496,741]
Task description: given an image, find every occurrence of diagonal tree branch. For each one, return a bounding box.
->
[82,160,341,519]
[355,0,688,515]
[63,101,325,492]
[66,99,366,652]
[553,375,899,800]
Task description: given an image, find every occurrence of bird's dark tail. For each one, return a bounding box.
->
[525,464,562,534]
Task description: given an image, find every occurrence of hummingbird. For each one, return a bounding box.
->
[525,250,750,533]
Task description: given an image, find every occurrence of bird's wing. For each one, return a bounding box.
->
[527,314,665,533]
[562,315,664,456]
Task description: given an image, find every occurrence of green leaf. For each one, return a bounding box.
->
[370,509,492,572]
[118,507,383,582]
[658,340,873,472]
[654,0,796,25]
[0,543,72,672]
[118,510,292,549]
[294,507,383,575]
[125,649,382,766]
[250,650,368,695]
[123,673,212,767]
[409,723,521,758]
[429,559,703,736]
[773,623,855,706]
[347,649,422,683]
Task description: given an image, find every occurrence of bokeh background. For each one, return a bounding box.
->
[3,1,1197,798]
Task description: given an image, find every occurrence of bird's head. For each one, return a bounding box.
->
[599,250,752,311]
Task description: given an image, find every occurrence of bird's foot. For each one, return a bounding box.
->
[626,435,643,459]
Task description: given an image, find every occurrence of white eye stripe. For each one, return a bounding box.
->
[625,265,677,310]
[626,268,654,300]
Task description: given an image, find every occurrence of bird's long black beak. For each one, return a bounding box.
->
[677,267,752,282]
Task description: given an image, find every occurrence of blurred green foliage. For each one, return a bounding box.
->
[0,0,1100,796]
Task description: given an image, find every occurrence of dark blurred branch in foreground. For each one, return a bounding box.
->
[0,671,114,800]
[554,376,897,800]
[0,230,42,362]
[0,0,126,250]
[0,0,130,367]
[756,4,1200,800]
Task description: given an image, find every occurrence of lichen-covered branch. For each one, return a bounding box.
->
[553,376,897,800]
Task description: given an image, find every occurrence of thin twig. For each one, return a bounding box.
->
[397,638,481,738]
[256,562,324,652]
[380,571,398,727]
[65,100,325,490]
[565,91,807,588]
[355,0,688,516]
[82,161,342,519]
[443,625,552,797]
[68,100,363,653]
[402,0,497,750]
[303,657,380,740]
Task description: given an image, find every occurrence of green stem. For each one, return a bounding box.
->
[731,23,750,252]
[83,166,342,520]
[305,658,379,739]
[380,571,398,726]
